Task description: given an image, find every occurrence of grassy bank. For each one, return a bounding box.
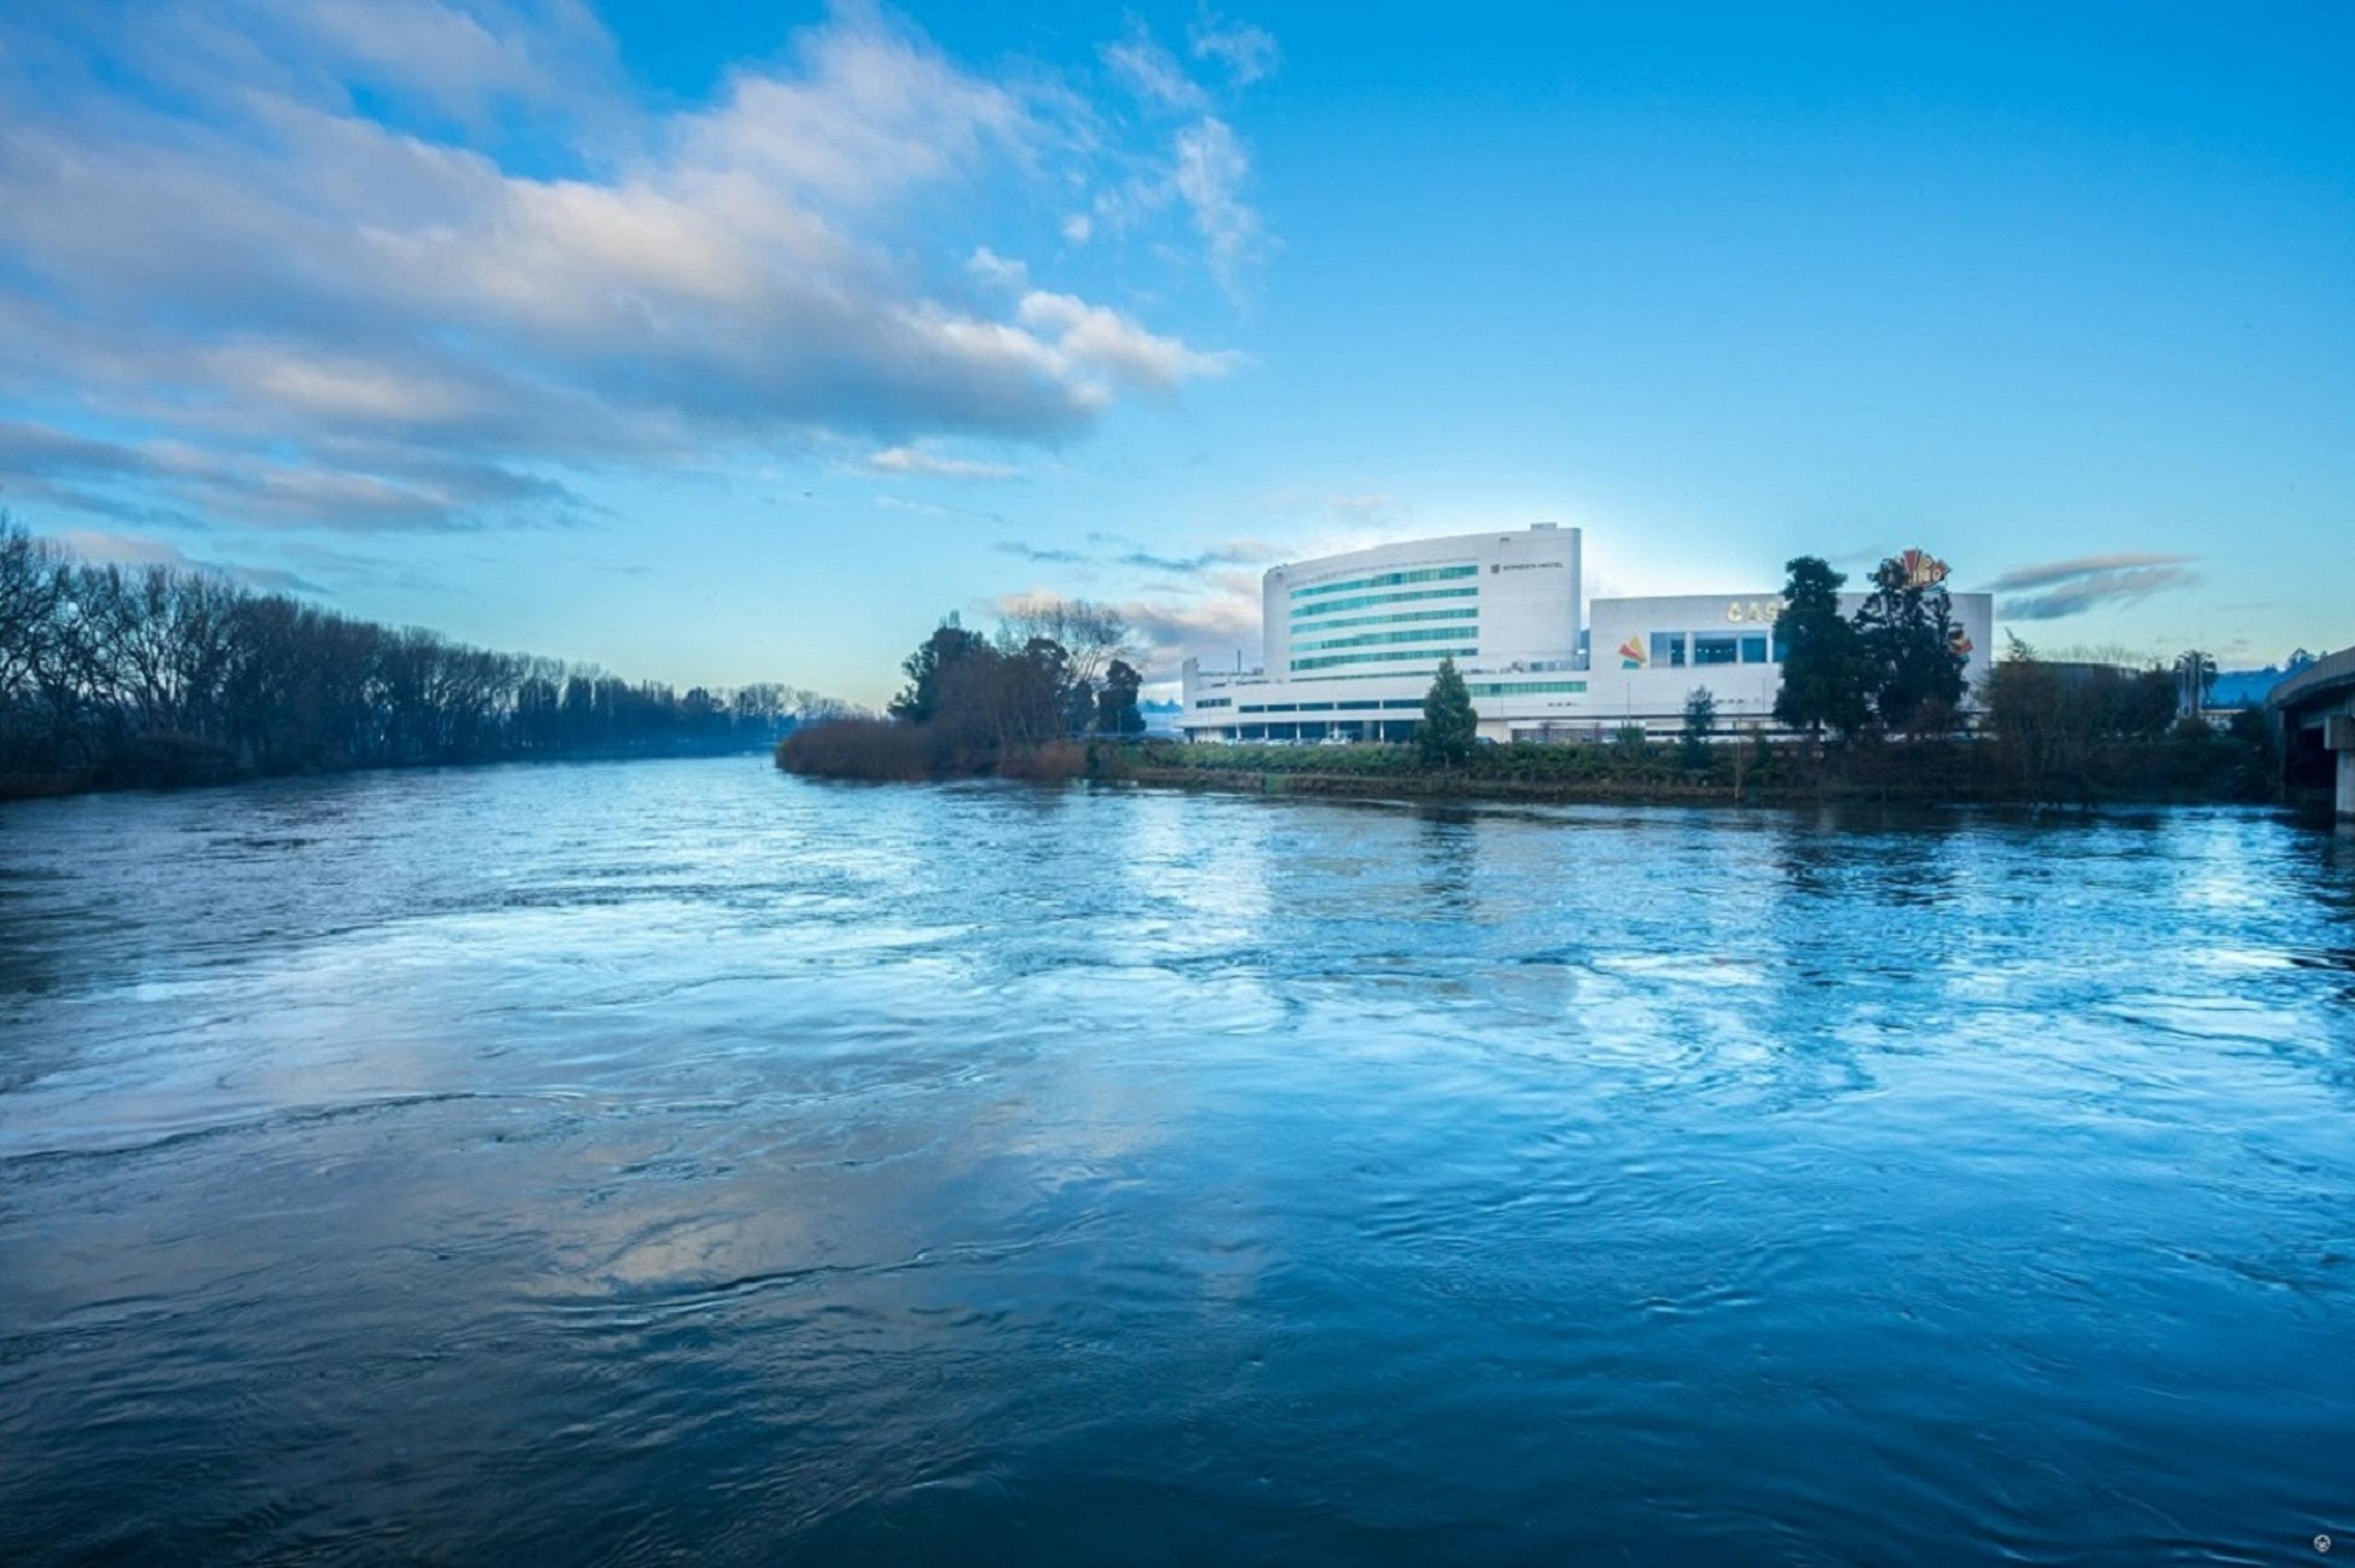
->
[1101,732,2273,808]
[777,727,2276,809]
[774,716,1094,782]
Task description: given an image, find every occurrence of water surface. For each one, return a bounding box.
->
[3,759,2352,1564]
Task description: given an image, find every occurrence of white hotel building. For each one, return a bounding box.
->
[1177,524,1995,743]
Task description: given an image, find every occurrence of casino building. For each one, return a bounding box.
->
[1177,524,1994,743]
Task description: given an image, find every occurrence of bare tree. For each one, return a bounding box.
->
[994,597,1133,687]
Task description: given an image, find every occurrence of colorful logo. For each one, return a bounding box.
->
[1618,635,1647,670]
[1948,625,1974,657]
[1897,549,1950,589]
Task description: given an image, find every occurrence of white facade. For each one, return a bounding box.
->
[1183,525,1589,744]
[1585,589,1995,729]
[1179,525,1995,742]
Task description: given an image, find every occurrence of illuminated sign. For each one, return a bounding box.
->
[1898,549,1951,589]
[1724,599,1782,624]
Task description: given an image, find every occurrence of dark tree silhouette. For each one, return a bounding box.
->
[1098,659,1145,737]
[1854,554,1967,732]
[1773,556,1869,741]
[887,617,989,724]
[1680,686,1716,767]
[1420,656,1478,765]
[0,517,847,796]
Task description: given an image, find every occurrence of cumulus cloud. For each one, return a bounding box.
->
[0,2,1247,539]
[966,246,1029,291]
[980,531,1282,675]
[1986,553,2202,621]
[1015,291,1245,392]
[985,585,1259,678]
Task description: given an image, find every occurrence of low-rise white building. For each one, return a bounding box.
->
[1178,525,1994,742]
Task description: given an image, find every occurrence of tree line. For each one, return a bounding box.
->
[1770,553,1971,738]
[1413,548,2268,802]
[0,517,848,796]
[777,600,1145,780]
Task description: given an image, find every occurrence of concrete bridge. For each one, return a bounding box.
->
[2270,645,2355,818]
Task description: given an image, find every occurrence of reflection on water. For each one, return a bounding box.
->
[2,759,2353,1564]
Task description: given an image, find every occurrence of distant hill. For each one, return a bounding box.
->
[2212,654,2317,710]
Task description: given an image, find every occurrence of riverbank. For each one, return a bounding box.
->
[970,734,2260,804]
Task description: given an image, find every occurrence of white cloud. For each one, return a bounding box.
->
[966,246,1029,291]
[865,446,1020,481]
[1173,118,1263,284]
[0,3,1246,535]
[1102,22,1208,113]
[46,527,325,593]
[1061,213,1094,245]
[1190,10,1279,86]
[1016,290,1245,392]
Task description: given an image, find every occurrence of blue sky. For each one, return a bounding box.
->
[2,1,2348,705]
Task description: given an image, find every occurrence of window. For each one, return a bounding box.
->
[1292,625,1485,653]
[1289,606,1479,634]
[1741,635,1768,665]
[1771,628,1790,663]
[1290,564,1479,599]
[1296,702,1334,712]
[1465,680,1589,696]
[1290,647,1478,671]
[1194,697,1231,709]
[1693,634,1738,666]
[1652,631,1687,668]
[1288,586,1479,620]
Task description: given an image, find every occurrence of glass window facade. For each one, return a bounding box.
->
[1693,634,1738,666]
[1464,680,1590,696]
[1290,564,1479,600]
[1286,586,1479,620]
[1290,647,1479,672]
[1741,634,1768,665]
[1288,606,1479,634]
[1293,625,1486,653]
[1651,631,1687,668]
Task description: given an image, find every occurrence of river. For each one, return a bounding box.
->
[2,757,2351,1564]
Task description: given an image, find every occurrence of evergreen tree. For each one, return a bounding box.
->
[1097,659,1145,737]
[1772,557,1869,740]
[1680,686,1716,767]
[1420,656,1478,765]
[1063,675,1097,736]
[887,616,986,724]
[1852,554,1967,732]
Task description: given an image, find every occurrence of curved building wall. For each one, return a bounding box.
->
[1178,525,1998,743]
[1263,525,1581,681]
